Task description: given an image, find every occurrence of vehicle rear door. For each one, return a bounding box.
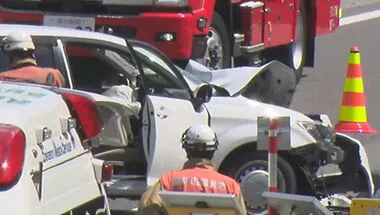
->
[38,117,105,214]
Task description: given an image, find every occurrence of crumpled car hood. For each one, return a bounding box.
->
[182,60,297,107]
[184,60,295,95]
[183,60,263,95]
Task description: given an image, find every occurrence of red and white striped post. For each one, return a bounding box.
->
[258,116,290,215]
[268,118,279,215]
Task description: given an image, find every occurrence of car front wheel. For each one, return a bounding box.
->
[222,151,297,215]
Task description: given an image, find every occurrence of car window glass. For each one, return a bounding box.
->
[133,46,188,95]
[64,43,138,93]
[0,43,55,72]
[0,36,71,88]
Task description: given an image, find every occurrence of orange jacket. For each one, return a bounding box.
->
[137,158,247,215]
[0,59,65,87]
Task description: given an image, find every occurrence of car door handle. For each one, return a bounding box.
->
[156,113,168,119]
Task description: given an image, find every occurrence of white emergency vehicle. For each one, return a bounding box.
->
[0,81,112,214]
[0,24,374,215]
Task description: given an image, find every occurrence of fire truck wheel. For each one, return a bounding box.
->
[221,151,297,214]
[290,1,307,83]
[200,12,231,70]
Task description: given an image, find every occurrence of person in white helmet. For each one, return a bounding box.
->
[137,124,247,215]
[0,32,65,87]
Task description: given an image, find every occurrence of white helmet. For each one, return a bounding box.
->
[181,124,218,152]
[1,32,35,52]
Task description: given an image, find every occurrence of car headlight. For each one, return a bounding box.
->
[297,121,323,142]
[297,121,336,150]
[315,123,336,145]
[154,0,187,6]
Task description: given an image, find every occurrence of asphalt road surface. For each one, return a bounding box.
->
[342,0,380,9]
[291,2,380,190]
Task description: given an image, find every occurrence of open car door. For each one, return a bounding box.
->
[129,41,211,186]
[142,95,209,186]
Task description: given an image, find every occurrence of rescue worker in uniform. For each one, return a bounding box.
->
[137,124,247,215]
[0,32,65,87]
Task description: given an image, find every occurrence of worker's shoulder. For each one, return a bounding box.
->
[191,167,238,185]
[16,65,59,73]
[39,67,64,79]
[160,169,182,180]
[215,171,239,184]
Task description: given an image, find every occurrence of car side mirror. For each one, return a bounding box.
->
[195,84,213,104]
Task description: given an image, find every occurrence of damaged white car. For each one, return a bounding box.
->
[0,24,374,214]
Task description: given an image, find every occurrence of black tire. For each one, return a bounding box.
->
[221,151,297,214]
[290,1,307,83]
[204,12,231,69]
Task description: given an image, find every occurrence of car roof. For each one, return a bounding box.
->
[0,24,127,47]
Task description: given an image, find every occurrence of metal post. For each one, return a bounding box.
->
[268,118,279,215]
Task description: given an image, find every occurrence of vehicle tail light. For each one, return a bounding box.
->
[102,162,113,182]
[0,124,26,186]
[59,92,104,142]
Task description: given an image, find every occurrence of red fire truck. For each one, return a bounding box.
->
[0,0,341,82]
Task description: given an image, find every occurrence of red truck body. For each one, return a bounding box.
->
[0,0,341,75]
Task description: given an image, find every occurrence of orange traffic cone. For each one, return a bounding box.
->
[335,46,376,133]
